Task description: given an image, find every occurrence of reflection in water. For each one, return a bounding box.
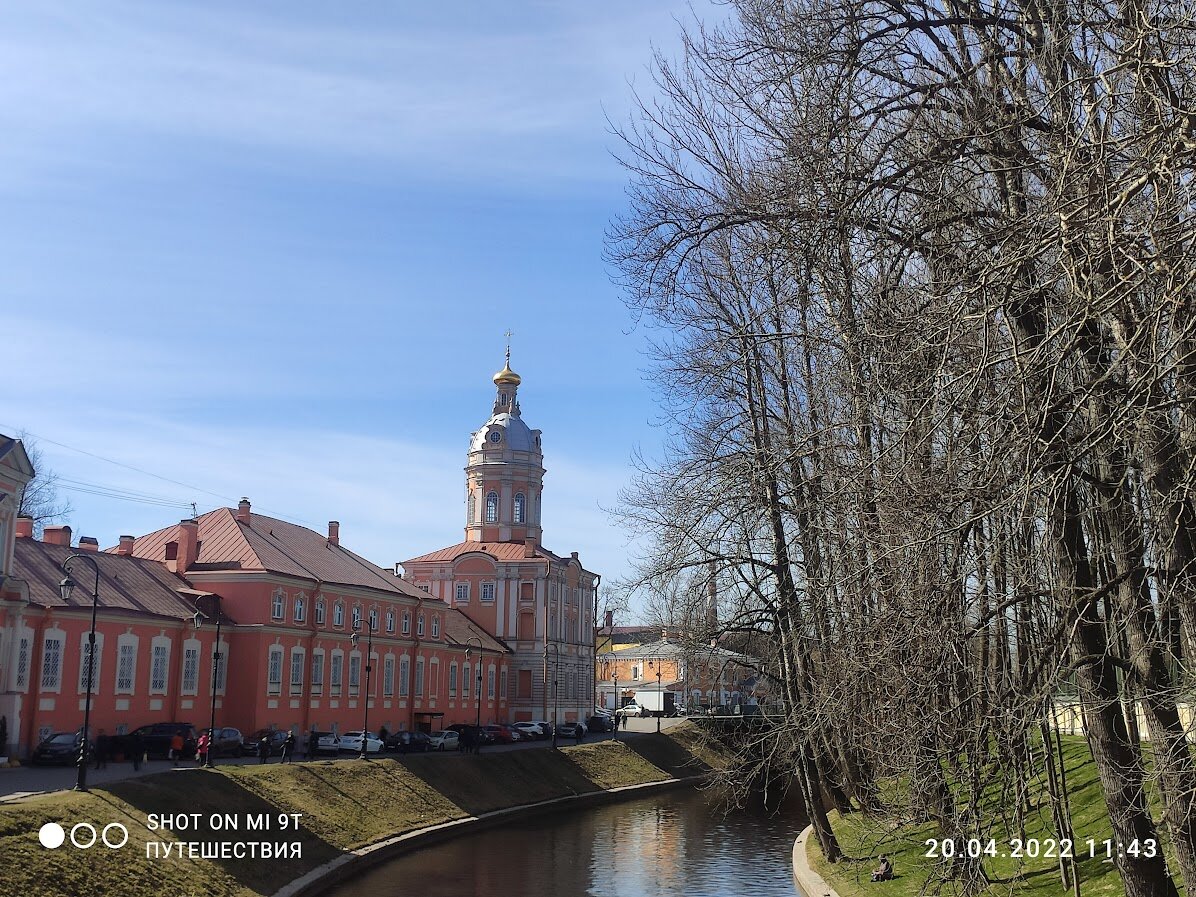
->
[328,787,805,897]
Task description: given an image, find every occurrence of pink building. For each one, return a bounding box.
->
[404,356,599,725]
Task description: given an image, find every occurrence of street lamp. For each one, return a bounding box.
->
[656,666,663,733]
[544,642,560,748]
[465,637,483,730]
[351,616,377,760]
[612,671,619,737]
[193,595,224,768]
[60,553,101,792]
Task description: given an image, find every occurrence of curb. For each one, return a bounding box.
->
[275,775,704,897]
[792,824,840,897]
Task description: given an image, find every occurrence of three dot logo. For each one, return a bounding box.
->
[39,820,128,849]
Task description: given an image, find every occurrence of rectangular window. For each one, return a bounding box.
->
[384,657,395,696]
[41,636,62,690]
[311,653,325,692]
[455,582,470,603]
[290,651,304,694]
[294,598,306,623]
[399,657,410,696]
[369,609,378,631]
[386,611,395,633]
[182,647,199,693]
[349,655,361,690]
[331,654,343,694]
[500,668,508,698]
[487,668,495,699]
[417,615,425,637]
[116,643,136,693]
[272,592,284,620]
[481,582,495,602]
[150,645,169,693]
[16,637,30,689]
[415,658,425,696]
[267,649,283,695]
[462,663,471,697]
[449,664,458,695]
[314,600,325,624]
[431,616,440,639]
[402,612,411,635]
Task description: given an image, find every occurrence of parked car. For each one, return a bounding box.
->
[619,702,645,718]
[428,730,460,751]
[587,715,615,733]
[130,722,199,759]
[338,731,384,754]
[529,720,555,739]
[242,728,289,756]
[511,722,546,740]
[315,732,342,755]
[448,723,492,744]
[205,727,244,758]
[386,731,432,753]
[31,731,92,766]
[558,721,587,739]
[483,725,521,744]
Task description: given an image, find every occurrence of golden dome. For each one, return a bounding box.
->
[492,363,521,386]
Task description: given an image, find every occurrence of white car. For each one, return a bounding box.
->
[511,722,546,740]
[337,731,384,754]
[620,702,644,718]
[428,730,460,751]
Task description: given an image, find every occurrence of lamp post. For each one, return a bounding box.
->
[60,553,101,792]
[351,616,377,760]
[612,671,619,738]
[465,637,483,730]
[656,667,663,733]
[193,595,224,768]
[544,641,560,748]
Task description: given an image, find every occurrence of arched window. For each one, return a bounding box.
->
[485,491,498,524]
[513,493,525,524]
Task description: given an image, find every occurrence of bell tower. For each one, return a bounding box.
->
[464,350,545,545]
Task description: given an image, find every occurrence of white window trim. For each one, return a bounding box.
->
[77,632,104,695]
[311,650,325,694]
[290,647,306,695]
[149,636,171,695]
[431,616,440,639]
[40,630,65,693]
[114,634,139,696]
[181,638,201,695]
[267,646,284,696]
[455,582,470,604]
[271,590,285,621]
[314,598,326,625]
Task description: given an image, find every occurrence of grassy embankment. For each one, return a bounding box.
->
[0,725,728,897]
[809,737,1174,897]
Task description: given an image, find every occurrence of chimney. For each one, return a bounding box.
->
[15,516,33,539]
[328,521,340,546]
[44,525,72,546]
[524,537,536,558]
[115,535,136,556]
[604,609,613,631]
[177,518,199,573]
[78,537,99,552]
[236,497,251,524]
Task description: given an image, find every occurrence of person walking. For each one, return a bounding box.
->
[196,730,211,766]
[94,729,109,770]
[130,730,143,770]
[307,728,319,760]
[169,732,184,767]
[257,734,270,764]
[281,731,295,763]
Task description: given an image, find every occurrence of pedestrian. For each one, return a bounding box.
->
[473,727,482,755]
[281,731,295,763]
[94,729,109,770]
[197,730,212,765]
[130,730,143,770]
[307,728,319,760]
[257,734,270,764]
[169,732,184,767]
[575,722,584,744]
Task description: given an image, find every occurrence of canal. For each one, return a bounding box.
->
[327,786,806,897]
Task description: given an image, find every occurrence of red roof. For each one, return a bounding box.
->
[14,539,219,622]
[404,540,592,574]
[122,508,431,599]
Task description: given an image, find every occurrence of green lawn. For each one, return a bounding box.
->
[809,738,1163,897]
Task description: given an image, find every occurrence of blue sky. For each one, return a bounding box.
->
[2,1,716,610]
